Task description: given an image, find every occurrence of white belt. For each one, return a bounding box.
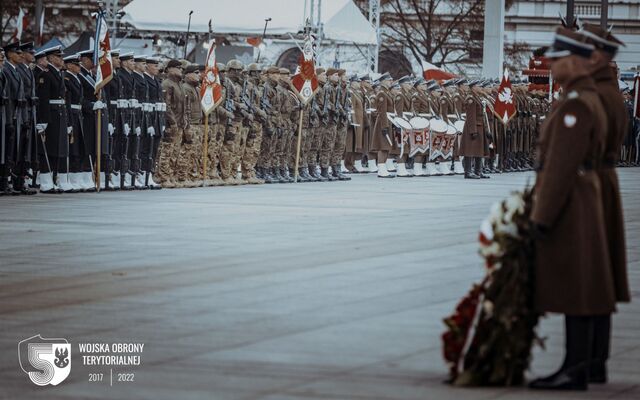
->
[70,104,82,110]
[49,99,65,105]
[130,99,141,108]
[143,103,154,112]
[156,102,166,112]
[117,99,130,108]
[110,101,118,106]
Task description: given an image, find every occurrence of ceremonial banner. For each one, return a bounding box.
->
[200,42,223,115]
[93,10,113,93]
[422,60,456,82]
[11,8,28,42]
[290,37,319,105]
[493,70,517,125]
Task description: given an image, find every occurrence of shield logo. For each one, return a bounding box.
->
[18,335,71,386]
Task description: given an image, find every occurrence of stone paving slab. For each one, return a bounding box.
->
[0,169,638,400]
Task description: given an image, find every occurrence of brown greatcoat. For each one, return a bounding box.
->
[531,75,615,316]
[371,86,394,152]
[593,65,631,303]
[346,88,365,153]
[459,94,486,157]
[362,87,374,154]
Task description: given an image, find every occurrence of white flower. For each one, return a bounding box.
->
[504,192,525,220]
[495,219,519,238]
[480,242,504,258]
[480,218,494,242]
[488,201,503,224]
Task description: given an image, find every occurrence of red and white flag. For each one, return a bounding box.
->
[200,41,224,115]
[93,9,113,93]
[38,10,45,45]
[290,35,319,105]
[492,70,517,125]
[421,60,456,82]
[11,8,28,41]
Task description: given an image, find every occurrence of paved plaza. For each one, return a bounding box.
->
[0,170,638,400]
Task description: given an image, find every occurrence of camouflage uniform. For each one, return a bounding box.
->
[158,63,186,188]
[181,65,205,187]
[219,60,248,185]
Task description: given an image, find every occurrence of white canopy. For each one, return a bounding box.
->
[121,0,377,45]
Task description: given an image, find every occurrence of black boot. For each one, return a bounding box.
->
[280,167,294,183]
[296,168,310,182]
[529,315,592,391]
[589,315,611,384]
[263,168,276,184]
[15,176,37,195]
[475,158,489,179]
[463,158,479,179]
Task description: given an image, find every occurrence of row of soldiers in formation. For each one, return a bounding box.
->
[1,40,638,194]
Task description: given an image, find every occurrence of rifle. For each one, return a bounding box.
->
[241,79,256,115]
[334,84,343,124]
[223,80,236,127]
[260,82,273,114]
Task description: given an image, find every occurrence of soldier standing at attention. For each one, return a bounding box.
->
[460,80,489,179]
[181,64,204,188]
[220,59,248,185]
[240,63,267,185]
[62,53,87,193]
[370,73,395,178]
[158,59,186,188]
[576,23,630,383]
[142,57,163,189]
[307,67,328,181]
[528,27,614,391]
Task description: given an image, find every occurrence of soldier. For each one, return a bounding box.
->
[459,80,490,179]
[0,42,25,194]
[158,59,186,189]
[344,75,364,174]
[16,42,39,194]
[359,74,377,173]
[35,45,71,193]
[577,24,630,383]
[331,70,350,180]
[306,67,328,181]
[62,53,88,192]
[370,72,395,178]
[78,49,109,190]
[142,57,163,189]
[393,76,414,177]
[274,68,295,183]
[220,59,248,185]
[116,52,137,190]
[127,55,150,189]
[203,63,230,187]
[104,49,121,191]
[318,68,340,180]
[240,63,267,184]
[410,78,433,177]
[528,27,613,391]
[181,64,204,188]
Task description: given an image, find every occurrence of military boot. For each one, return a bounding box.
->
[463,158,480,179]
[302,167,319,182]
[321,167,335,181]
[296,168,310,183]
[280,167,294,183]
[310,166,327,182]
[475,158,490,179]
[271,167,287,183]
[333,164,351,181]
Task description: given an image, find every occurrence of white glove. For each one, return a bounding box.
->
[67,126,73,135]
[108,123,115,135]
[161,125,165,133]
[135,127,141,136]
[36,123,48,134]
[147,127,156,136]
[93,100,106,110]
[124,123,131,136]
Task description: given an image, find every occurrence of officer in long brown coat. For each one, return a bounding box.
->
[371,73,395,177]
[459,81,488,179]
[529,28,614,391]
[578,23,630,384]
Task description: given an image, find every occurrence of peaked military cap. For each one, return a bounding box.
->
[19,42,35,53]
[3,41,22,53]
[413,77,426,87]
[145,57,160,65]
[63,53,81,64]
[34,48,48,59]
[111,48,121,57]
[44,45,64,57]
[78,49,94,58]
[133,55,148,62]
[165,59,182,69]
[545,27,595,59]
[398,75,414,85]
[279,67,290,75]
[349,74,360,83]
[359,73,371,82]
[579,23,625,56]
[119,52,135,61]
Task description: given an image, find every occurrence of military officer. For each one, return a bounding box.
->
[105,49,121,191]
[528,27,613,391]
[63,53,89,192]
[459,80,489,179]
[344,75,365,174]
[318,68,339,180]
[17,42,39,193]
[116,52,137,190]
[181,64,204,188]
[577,23,631,383]
[370,72,395,178]
[240,63,267,184]
[35,45,70,193]
[331,69,350,180]
[203,63,230,187]
[306,67,328,181]
[220,59,248,185]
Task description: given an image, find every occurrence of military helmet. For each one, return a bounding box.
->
[247,63,261,72]
[217,63,227,72]
[179,59,190,69]
[226,59,244,70]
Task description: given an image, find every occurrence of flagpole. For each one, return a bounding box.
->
[293,107,304,183]
[96,93,102,192]
[633,73,639,119]
[548,72,553,103]
[203,113,209,186]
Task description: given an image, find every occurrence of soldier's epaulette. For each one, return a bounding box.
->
[567,90,579,100]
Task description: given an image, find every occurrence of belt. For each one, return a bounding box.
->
[49,99,65,105]
[117,99,130,109]
[110,101,118,106]
[70,104,82,110]
[143,103,155,112]
[130,99,142,108]
[155,102,166,112]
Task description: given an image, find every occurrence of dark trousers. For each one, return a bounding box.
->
[563,314,611,377]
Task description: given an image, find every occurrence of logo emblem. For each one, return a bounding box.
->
[19,335,71,386]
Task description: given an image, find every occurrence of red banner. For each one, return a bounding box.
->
[492,70,517,125]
